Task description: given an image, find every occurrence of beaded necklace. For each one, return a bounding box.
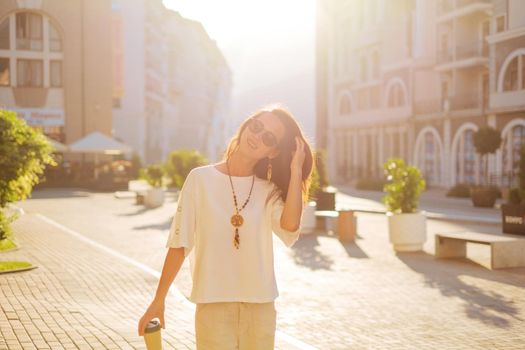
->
[226,159,255,249]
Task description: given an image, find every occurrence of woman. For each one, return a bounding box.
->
[138,105,314,349]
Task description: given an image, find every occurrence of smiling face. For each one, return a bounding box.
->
[239,112,286,160]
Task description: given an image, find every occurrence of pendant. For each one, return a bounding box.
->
[231,214,244,227]
[234,228,240,249]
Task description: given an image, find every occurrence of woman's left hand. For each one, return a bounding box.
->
[290,136,306,174]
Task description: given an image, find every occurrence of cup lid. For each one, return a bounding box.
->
[145,319,161,333]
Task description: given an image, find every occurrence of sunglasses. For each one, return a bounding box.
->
[247,118,278,148]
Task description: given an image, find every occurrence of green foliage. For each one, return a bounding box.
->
[473,126,502,186]
[0,110,56,208]
[129,152,143,179]
[508,188,522,205]
[165,149,208,189]
[0,110,55,240]
[314,149,329,188]
[446,183,471,198]
[506,145,525,204]
[308,165,320,201]
[139,164,164,188]
[382,158,426,214]
[473,126,502,156]
[355,177,386,191]
[0,210,18,242]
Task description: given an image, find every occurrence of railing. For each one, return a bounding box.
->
[414,93,483,114]
[437,41,488,65]
[437,0,490,15]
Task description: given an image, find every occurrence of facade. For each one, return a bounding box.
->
[111,0,232,164]
[319,0,525,188]
[0,0,113,147]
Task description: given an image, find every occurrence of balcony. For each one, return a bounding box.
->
[436,41,488,71]
[414,93,483,115]
[437,0,491,22]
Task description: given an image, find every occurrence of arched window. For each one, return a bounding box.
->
[503,57,518,91]
[500,51,525,92]
[372,51,380,79]
[455,129,481,184]
[339,94,352,115]
[502,125,525,178]
[360,56,367,82]
[387,82,406,107]
[417,129,441,186]
[0,12,63,88]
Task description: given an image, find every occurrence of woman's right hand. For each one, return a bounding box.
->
[138,299,166,337]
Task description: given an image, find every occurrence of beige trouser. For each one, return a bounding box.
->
[195,301,276,350]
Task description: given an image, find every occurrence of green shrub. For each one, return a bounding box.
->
[355,177,386,191]
[446,183,471,198]
[314,149,329,189]
[308,164,320,201]
[139,164,164,188]
[165,149,208,189]
[473,126,502,186]
[382,158,426,214]
[0,110,56,240]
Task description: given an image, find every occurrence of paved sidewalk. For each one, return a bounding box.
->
[4,188,525,349]
[336,185,502,224]
[0,213,300,350]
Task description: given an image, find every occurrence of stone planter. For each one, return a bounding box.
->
[387,211,427,252]
[470,187,498,208]
[301,201,317,234]
[144,188,165,208]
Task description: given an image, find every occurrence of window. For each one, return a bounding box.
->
[339,94,352,115]
[16,12,43,51]
[49,22,62,52]
[387,82,406,107]
[372,51,380,79]
[360,56,367,82]
[0,58,9,86]
[496,15,505,33]
[50,60,62,87]
[482,73,489,109]
[0,17,9,50]
[17,59,43,87]
[503,57,518,91]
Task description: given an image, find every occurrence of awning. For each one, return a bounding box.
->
[68,131,133,155]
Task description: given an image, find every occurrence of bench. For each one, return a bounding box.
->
[315,210,356,242]
[435,231,525,269]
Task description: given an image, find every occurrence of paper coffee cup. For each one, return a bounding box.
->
[143,319,162,350]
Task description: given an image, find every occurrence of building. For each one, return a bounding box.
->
[111,0,232,164]
[0,0,113,148]
[319,0,525,189]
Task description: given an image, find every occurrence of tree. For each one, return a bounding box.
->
[0,110,56,240]
[165,149,208,189]
[382,158,426,214]
[473,126,502,186]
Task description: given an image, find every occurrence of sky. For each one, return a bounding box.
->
[162,0,317,143]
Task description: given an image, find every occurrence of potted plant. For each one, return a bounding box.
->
[140,164,165,208]
[383,158,427,252]
[314,149,336,211]
[501,144,525,235]
[471,126,502,207]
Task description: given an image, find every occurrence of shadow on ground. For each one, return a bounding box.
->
[31,188,91,199]
[397,251,525,328]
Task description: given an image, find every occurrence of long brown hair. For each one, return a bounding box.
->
[223,105,314,204]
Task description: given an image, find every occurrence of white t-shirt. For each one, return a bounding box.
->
[165,164,302,304]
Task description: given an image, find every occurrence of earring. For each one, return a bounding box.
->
[267,160,272,182]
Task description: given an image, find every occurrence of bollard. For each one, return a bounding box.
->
[143,319,163,350]
[337,210,356,242]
